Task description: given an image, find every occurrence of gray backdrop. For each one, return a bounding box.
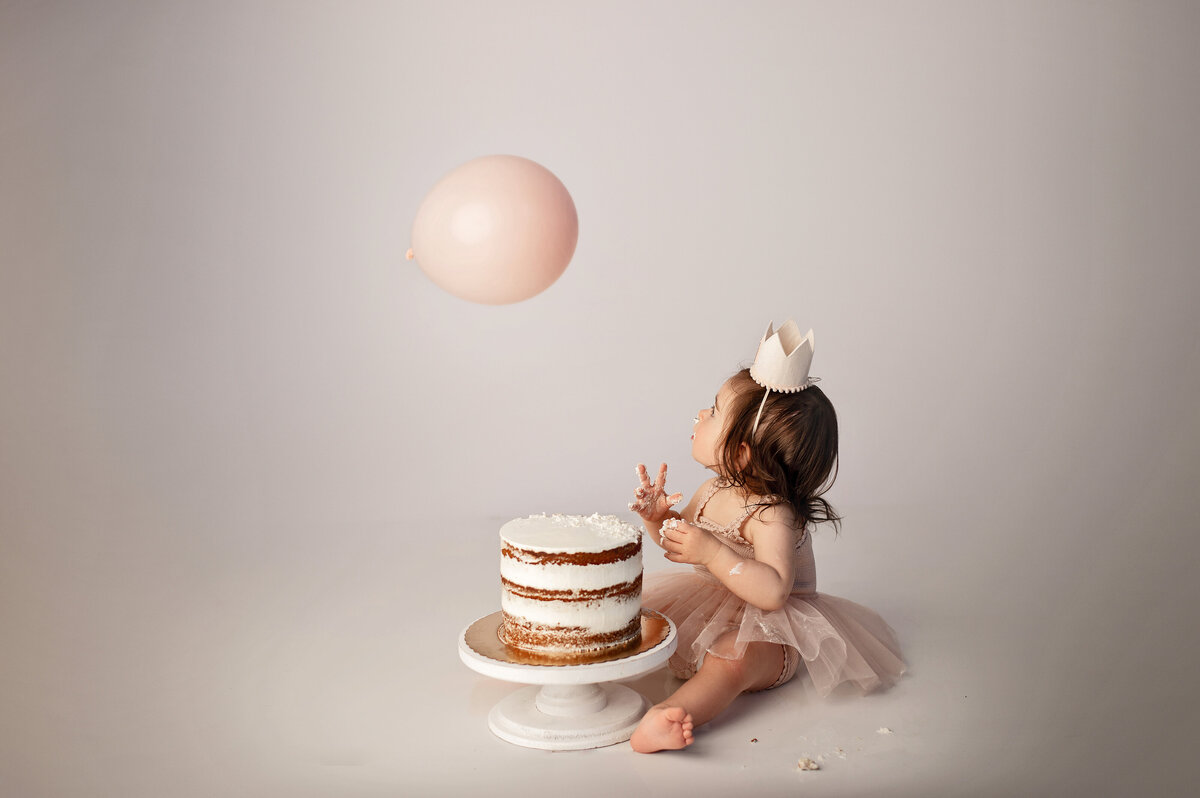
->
[2,2,1197,796]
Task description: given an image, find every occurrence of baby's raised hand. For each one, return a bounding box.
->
[629,463,683,523]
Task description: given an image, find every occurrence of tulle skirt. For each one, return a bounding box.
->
[643,569,907,697]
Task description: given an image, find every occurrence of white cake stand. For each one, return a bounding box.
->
[458,609,677,751]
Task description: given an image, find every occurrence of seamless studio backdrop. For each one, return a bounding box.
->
[1,2,1197,797]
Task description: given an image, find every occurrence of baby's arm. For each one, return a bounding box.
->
[662,505,796,611]
[705,531,795,611]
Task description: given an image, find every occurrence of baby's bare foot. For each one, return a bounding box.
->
[630,705,694,753]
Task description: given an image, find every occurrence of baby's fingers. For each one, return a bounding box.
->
[656,463,668,487]
[635,463,651,489]
[666,492,683,506]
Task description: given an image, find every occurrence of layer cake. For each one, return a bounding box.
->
[499,513,642,661]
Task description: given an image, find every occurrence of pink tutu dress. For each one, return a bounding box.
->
[643,483,906,696]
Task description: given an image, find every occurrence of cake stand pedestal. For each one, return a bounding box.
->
[458,609,677,751]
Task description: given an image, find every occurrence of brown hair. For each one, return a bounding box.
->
[717,369,842,532]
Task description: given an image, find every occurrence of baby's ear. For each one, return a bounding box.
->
[737,442,752,470]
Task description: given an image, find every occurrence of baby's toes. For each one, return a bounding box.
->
[663,706,688,724]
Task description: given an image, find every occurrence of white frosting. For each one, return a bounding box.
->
[501,592,639,633]
[500,513,641,553]
[501,557,639,591]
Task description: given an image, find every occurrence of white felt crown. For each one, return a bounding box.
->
[749,321,818,393]
[748,321,819,433]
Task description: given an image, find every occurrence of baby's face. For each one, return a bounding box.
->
[691,379,739,471]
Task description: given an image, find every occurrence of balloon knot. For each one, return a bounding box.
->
[405,248,414,261]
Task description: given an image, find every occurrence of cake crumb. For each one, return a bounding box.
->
[877,726,894,735]
[834,746,846,759]
[797,757,820,771]
[729,561,744,576]
[749,737,757,743]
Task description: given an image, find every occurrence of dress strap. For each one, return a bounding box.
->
[729,502,810,548]
[727,503,759,534]
[691,480,725,523]
[696,482,760,540]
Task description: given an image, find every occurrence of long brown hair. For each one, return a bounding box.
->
[717,369,842,532]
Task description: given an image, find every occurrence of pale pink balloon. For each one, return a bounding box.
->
[408,155,578,304]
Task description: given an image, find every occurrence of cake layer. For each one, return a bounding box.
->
[500,615,642,657]
[501,547,640,592]
[501,572,642,601]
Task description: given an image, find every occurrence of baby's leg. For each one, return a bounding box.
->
[630,636,784,753]
[665,639,786,727]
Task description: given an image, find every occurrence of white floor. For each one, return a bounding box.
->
[3,506,1194,797]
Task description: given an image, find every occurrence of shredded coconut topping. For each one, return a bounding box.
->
[521,513,639,536]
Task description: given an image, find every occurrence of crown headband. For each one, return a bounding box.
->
[748,320,820,433]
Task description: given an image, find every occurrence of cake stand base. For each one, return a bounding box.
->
[459,609,677,751]
[488,682,648,751]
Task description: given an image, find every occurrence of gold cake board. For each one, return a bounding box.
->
[464,608,671,667]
